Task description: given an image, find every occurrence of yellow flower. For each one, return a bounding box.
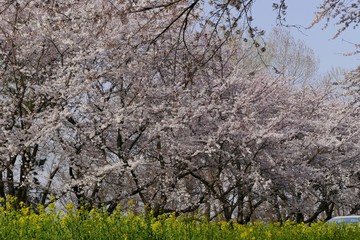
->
[66,203,74,212]
[36,224,42,230]
[151,221,163,234]
[20,206,30,216]
[240,231,248,239]
[219,221,228,230]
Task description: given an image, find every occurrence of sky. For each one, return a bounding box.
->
[252,0,359,75]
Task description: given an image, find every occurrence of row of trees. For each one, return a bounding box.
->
[0,0,359,223]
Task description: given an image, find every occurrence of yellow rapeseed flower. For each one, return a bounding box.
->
[219,221,228,231]
[151,221,163,234]
[240,230,248,239]
[20,206,30,216]
[66,203,74,212]
[265,230,272,238]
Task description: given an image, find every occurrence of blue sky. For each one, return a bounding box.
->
[252,0,359,75]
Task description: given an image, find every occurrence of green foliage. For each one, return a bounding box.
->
[0,197,360,239]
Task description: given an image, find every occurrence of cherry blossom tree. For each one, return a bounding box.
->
[1,0,360,223]
[311,0,359,42]
[0,0,253,210]
[311,0,359,96]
